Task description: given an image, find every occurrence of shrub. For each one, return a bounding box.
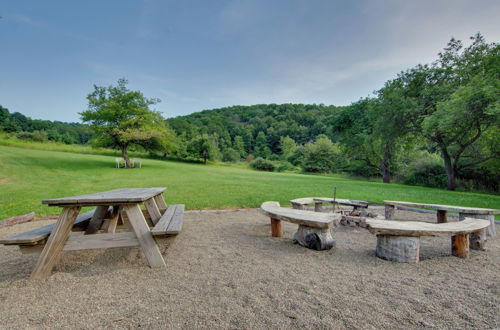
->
[403,153,447,188]
[222,148,240,162]
[250,157,276,171]
[276,161,295,172]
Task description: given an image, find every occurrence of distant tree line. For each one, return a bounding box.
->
[0,105,92,144]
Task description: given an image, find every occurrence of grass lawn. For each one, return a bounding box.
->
[0,145,499,220]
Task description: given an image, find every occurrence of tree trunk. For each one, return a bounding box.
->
[120,146,132,168]
[441,148,455,190]
[381,146,391,184]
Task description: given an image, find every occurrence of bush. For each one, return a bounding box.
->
[222,148,240,162]
[250,157,276,171]
[403,153,447,188]
[276,161,295,172]
[16,130,48,142]
[302,136,345,173]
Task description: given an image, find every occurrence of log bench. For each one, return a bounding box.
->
[260,201,340,250]
[290,197,330,212]
[365,218,491,263]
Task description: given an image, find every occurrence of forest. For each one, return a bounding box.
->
[1,34,498,191]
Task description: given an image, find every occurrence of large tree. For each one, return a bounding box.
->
[419,34,499,190]
[80,78,176,168]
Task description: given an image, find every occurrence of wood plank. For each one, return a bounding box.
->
[43,188,167,206]
[63,232,140,251]
[365,218,491,237]
[0,212,36,228]
[260,202,339,229]
[313,198,369,208]
[30,206,81,279]
[165,204,184,235]
[85,205,109,235]
[144,198,162,225]
[0,209,97,245]
[123,204,165,268]
[104,206,121,233]
[151,205,176,235]
[154,194,168,213]
[384,200,500,215]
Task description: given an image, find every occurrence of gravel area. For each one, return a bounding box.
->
[0,209,498,329]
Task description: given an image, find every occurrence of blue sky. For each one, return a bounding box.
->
[1,0,499,122]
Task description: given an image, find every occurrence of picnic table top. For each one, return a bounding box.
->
[384,200,500,215]
[43,188,166,206]
[313,198,369,208]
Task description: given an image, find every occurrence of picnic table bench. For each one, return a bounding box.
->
[384,201,498,237]
[365,217,491,263]
[260,201,340,250]
[0,188,184,279]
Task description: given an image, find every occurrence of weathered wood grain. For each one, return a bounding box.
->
[292,225,335,250]
[84,206,109,235]
[31,206,81,279]
[151,204,185,236]
[154,194,168,213]
[451,234,469,258]
[376,235,420,263]
[123,204,166,268]
[166,204,184,235]
[144,198,162,225]
[271,218,283,237]
[42,188,166,206]
[64,232,140,251]
[384,200,500,215]
[365,218,490,237]
[0,209,97,245]
[260,202,340,229]
[0,212,36,228]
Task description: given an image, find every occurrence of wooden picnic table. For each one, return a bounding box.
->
[30,188,170,279]
[384,200,499,237]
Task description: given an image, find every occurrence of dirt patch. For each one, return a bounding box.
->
[0,209,498,329]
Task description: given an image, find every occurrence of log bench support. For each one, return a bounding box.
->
[293,225,335,251]
[270,218,283,237]
[376,235,420,263]
[384,205,395,220]
[451,233,469,258]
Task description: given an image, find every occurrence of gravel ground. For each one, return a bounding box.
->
[0,208,498,329]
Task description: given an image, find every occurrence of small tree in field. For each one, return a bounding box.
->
[80,78,176,168]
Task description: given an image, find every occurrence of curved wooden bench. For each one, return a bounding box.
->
[365,218,491,263]
[260,201,340,250]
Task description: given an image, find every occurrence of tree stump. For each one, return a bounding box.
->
[292,225,335,250]
[451,233,469,258]
[375,235,420,263]
[314,202,323,212]
[469,229,486,251]
[384,205,395,220]
[271,218,283,237]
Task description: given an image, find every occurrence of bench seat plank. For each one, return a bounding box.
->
[151,204,185,236]
[365,218,491,237]
[384,201,500,215]
[261,201,339,229]
[0,209,99,245]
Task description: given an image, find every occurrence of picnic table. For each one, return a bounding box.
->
[23,188,180,279]
[384,200,498,237]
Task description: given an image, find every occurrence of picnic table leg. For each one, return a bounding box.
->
[271,217,283,237]
[123,204,166,268]
[144,198,162,225]
[154,194,168,214]
[437,210,447,223]
[101,206,121,233]
[31,206,81,279]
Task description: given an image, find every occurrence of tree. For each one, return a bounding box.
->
[187,134,221,164]
[233,135,245,159]
[80,78,176,168]
[419,34,499,190]
[279,136,296,160]
[302,135,345,173]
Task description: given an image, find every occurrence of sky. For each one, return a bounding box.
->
[1,0,499,123]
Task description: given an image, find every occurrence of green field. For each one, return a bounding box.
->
[0,145,499,220]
